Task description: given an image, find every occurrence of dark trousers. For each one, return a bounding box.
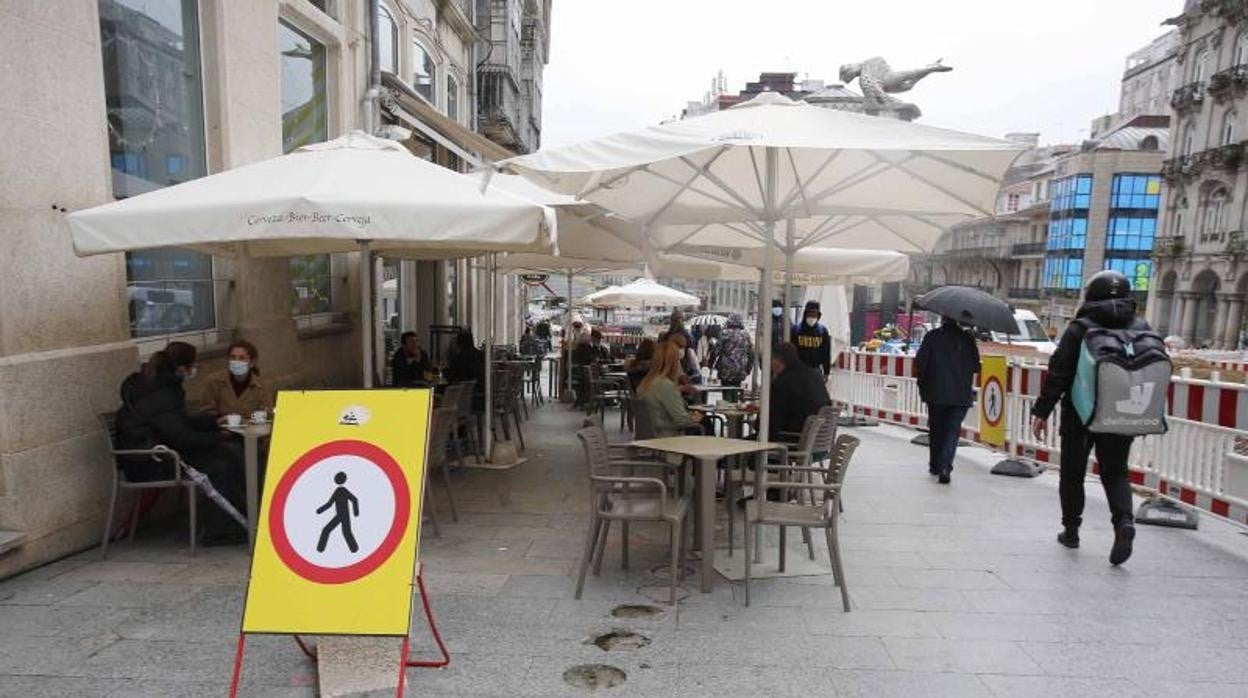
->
[1059,421,1135,528]
[926,404,969,475]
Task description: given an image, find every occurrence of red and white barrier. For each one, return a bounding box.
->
[830,350,1248,527]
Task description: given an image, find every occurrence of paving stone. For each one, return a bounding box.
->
[0,578,97,606]
[882,637,1043,675]
[0,604,134,638]
[827,669,992,698]
[978,674,1142,698]
[803,609,942,638]
[672,663,831,695]
[56,581,198,609]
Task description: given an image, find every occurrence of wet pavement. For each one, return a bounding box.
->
[2,399,1248,696]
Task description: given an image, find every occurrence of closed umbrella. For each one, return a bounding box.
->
[914,285,1015,333]
[689,314,727,327]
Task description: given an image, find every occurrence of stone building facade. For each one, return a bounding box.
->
[0,0,549,578]
[1151,0,1248,348]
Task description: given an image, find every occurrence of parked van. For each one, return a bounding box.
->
[990,309,1057,354]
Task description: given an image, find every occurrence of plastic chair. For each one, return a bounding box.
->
[744,434,859,611]
[574,425,690,605]
[98,412,198,558]
[427,407,459,523]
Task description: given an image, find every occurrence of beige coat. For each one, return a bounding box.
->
[198,370,273,417]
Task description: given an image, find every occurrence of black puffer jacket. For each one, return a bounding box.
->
[916,323,981,407]
[116,372,224,462]
[1032,298,1145,421]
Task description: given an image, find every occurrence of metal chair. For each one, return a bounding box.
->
[98,412,199,558]
[490,368,526,451]
[574,425,690,605]
[525,355,544,407]
[744,434,859,611]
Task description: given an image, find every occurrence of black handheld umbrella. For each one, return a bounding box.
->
[914,285,1016,334]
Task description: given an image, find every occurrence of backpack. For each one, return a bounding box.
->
[1070,318,1171,435]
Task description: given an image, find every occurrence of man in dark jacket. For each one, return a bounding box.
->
[916,316,980,484]
[391,331,432,387]
[770,300,786,348]
[116,343,247,545]
[1031,270,1142,565]
[768,342,832,440]
[793,301,832,377]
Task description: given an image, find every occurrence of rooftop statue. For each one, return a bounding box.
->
[838,58,952,120]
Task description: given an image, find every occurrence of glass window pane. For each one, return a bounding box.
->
[447,75,458,122]
[413,40,434,102]
[100,0,215,338]
[378,5,398,74]
[280,21,331,315]
[280,21,328,153]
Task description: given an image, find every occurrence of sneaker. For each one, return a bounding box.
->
[1056,528,1080,549]
[1109,522,1135,566]
[937,471,951,485]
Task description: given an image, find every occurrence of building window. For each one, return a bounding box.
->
[1139,135,1159,151]
[413,39,435,103]
[279,21,328,153]
[378,4,398,75]
[1194,49,1208,83]
[1237,33,1248,66]
[1043,174,1092,290]
[447,74,459,122]
[280,20,332,315]
[100,0,215,338]
[1204,187,1230,235]
[1104,174,1161,293]
[1222,111,1237,146]
[1007,193,1020,212]
[1182,122,1196,156]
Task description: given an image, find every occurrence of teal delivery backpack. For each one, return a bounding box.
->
[1070,319,1171,436]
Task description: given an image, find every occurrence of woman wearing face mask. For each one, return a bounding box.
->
[199,340,273,421]
[115,341,248,545]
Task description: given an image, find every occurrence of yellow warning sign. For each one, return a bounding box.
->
[978,355,1007,448]
[241,389,430,636]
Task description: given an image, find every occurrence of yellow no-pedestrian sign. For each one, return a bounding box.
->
[979,355,1007,448]
[242,389,430,636]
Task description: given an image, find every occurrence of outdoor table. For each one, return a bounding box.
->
[691,384,744,405]
[225,421,272,546]
[627,435,786,593]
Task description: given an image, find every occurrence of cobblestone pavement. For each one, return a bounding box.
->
[2,401,1248,696]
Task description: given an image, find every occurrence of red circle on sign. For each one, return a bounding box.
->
[983,376,1005,427]
[268,440,411,585]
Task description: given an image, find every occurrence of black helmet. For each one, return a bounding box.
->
[1084,270,1131,302]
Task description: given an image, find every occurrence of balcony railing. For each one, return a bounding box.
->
[1162,142,1245,183]
[1171,81,1206,113]
[1010,242,1046,256]
[1208,64,1248,102]
[1152,235,1186,258]
[939,245,1008,260]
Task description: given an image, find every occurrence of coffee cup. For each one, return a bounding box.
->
[251,410,267,424]
[224,413,242,427]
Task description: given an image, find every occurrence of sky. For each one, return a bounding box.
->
[540,0,1184,149]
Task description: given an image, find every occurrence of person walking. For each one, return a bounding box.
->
[715,313,754,388]
[793,301,832,378]
[915,315,980,484]
[1030,270,1143,565]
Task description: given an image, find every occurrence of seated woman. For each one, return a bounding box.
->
[391,331,433,387]
[115,341,248,546]
[625,338,656,390]
[637,342,698,437]
[199,340,273,420]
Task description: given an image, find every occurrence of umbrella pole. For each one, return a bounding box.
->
[360,240,374,389]
[783,217,795,343]
[484,254,495,460]
[564,271,574,403]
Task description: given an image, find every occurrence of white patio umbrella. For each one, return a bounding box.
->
[68,131,555,460]
[585,278,699,309]
[505,91,1021,440]
[581,284,623,305]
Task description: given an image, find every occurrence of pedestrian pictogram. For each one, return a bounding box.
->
[317,472,361,553]
[241,389,431,636]
[979,355,1007,447]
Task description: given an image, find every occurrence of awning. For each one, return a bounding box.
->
[380,72,515,166]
